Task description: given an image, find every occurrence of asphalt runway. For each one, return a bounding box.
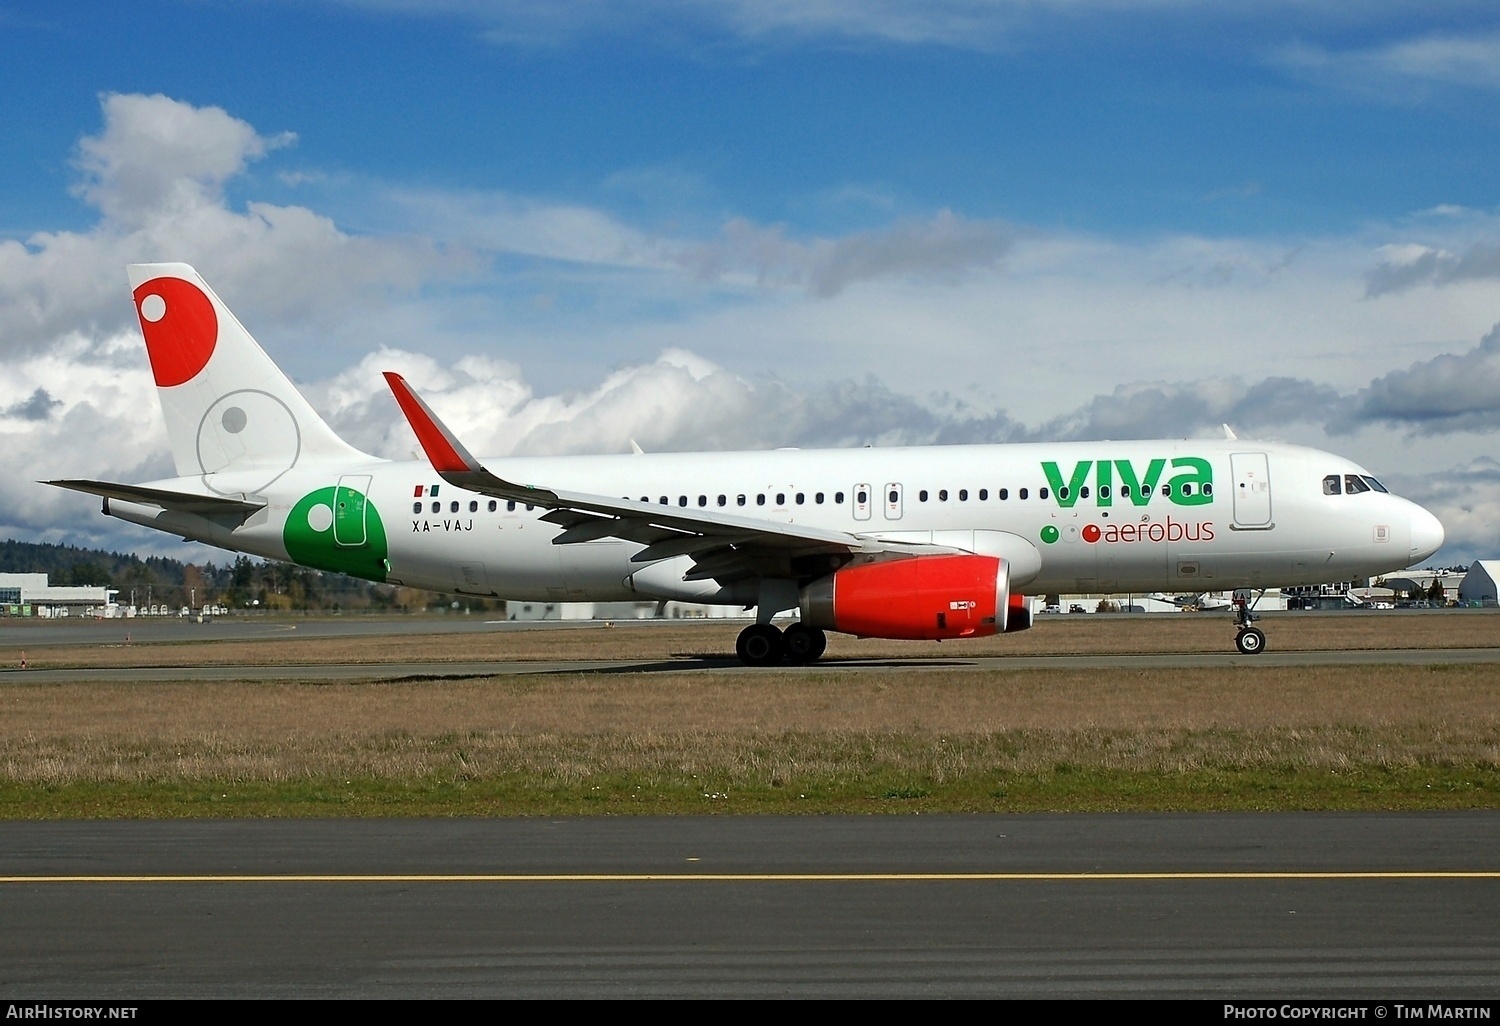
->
[3,647,1499,683]
[3,611,1496,680]
[1,813,1498,998]
[0,614,556,646]
[1,611,1497,679]
[0,607,1487,649]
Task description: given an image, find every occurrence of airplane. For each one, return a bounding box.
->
[46,263,1445,663]
[1146,592,1235,612]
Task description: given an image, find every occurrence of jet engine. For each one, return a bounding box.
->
[798,553,1030,641]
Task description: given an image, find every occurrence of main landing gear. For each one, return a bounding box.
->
[1232,590,1267,655]
[735,622,827,666]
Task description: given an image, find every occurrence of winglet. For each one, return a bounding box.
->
[383,371,561,506]
[383,372,482,474]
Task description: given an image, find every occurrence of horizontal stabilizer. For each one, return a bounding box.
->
[43,479,266,516]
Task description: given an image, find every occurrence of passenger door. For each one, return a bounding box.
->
[333,475,371,547]
[1230,453,1272,528]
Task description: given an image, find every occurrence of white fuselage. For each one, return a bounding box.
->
[109,437,1444,604]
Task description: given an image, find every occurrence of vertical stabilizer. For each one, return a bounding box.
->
[127,263,370,493]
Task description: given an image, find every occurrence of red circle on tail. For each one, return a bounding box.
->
[132,276,218,387]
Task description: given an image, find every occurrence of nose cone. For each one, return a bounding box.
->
[1409,504,1445,562]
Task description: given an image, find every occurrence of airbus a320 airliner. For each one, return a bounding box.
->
[48,264,1444,663]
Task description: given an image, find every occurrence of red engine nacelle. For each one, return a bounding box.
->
[799,554,1030,641]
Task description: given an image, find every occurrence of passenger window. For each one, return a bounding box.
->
[757,494,766,506]
[737,494,746,506]
[1058,487,1069,501]
[469,500,478,512]
[978,489,988,500]
[432,501,441,514]
[920,490,929,502]
[659,496,668,505]
[698,495,707,507]
[679,496,688,506]
[412,502,422,514]
[488,500,497,512]
[854,490,865,504]
[1098,486,1109,499]
[1080,486,1089,499]
[815,492,825,504]
[888,489,898,504]
[1120,485,1131,498]
[1202,483,1213,496]
[1162,484,1171,497]
[796,493,805,504]
[507,501,516,511]
[1345,475,1370,494]
[1019,488,1028,500]
[776,493,786,506]
[835,491,845,504]
[939,489,949,501]
[999,488,1008,500]
[1182,484,1193,496]
[717,495,726,506]
[1039,487,1049,500]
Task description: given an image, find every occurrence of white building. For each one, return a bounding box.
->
[505,599,744,622]
[1459,561,1500,605]
[0,572,118,617]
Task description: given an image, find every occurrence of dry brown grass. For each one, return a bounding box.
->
[1,611,1496,669]
[0,664,1495,785]
[0,615,1495,814]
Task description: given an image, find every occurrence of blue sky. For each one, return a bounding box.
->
[2,1,1500,564]
[7,2,1500,237]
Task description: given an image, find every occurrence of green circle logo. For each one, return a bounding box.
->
[1040,525,1060,544]
[283,484,388,581]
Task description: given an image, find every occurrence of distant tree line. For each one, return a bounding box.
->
[0,539,500,613]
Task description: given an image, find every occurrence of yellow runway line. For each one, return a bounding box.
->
[2,870,1499,884]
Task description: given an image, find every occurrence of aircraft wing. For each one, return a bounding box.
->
[384,372,935,583]
[44,479,266,517]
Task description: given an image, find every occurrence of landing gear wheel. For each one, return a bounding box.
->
[1235,627,1266,655]
[736,623,785,666]
[782,623,827,665]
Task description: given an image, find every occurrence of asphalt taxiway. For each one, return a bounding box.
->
[2,646,1499,682]
[3,612,1495,679]
[2,814,1498,998]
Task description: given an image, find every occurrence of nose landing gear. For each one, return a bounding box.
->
[1232,590,1267,655]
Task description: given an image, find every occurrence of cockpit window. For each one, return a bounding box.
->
[1362,476,1389,493]
[1323,475,1341,495]
[1344,474,1371,495]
